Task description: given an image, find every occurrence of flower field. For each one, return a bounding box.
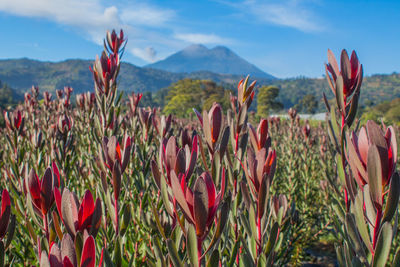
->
[0,30,399,267]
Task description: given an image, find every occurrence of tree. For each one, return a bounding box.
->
[163,79,232,117]
[257,85,283,118]
[299,94,318,114]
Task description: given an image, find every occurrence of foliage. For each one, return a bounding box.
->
[0,81,22,109]
[256,85,283,118]
[163,79,231,117]
[324,49,400,266]
[294,94,318,114]
[0,30,398,267]
[2,60,400,114]
[361,98,400,126]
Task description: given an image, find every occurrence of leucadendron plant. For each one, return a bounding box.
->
[148,77,292,267]
[324,49,400,266]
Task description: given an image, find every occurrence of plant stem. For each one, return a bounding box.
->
[198,237,202,266]
[43,213,49,243]
[372,208,382,250]
[115,197,119,236]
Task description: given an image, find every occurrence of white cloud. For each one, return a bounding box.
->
[121,5,175,27]
[241,0,323,32]
[174,33,231,44]
[0,0,177,61]
[0,0,122,44]
[131,47,157,62]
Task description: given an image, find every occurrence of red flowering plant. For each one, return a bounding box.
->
[91,29,126,136]
[128,91,143,117]
[325,49,363,129]
[170,170,226,265]
[138,107,155,142]
[153,135,198,187]
[4,109,24,134]
[26,164,60,243]
[153,113,172,140]
[53,189,102,239]
[0,189,15,266]
[150,117,230,266]
[228,76,256,154]
[99,135,132,235]
[248,118,270,152]
[39,232,97,267]
[194,103,224,156]
[239,118,288,265]
[324,49,400,265]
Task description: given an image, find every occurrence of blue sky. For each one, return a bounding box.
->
[0,0,399,78]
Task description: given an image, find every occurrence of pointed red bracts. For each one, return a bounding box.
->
[128,92,143,116]
[325,49,363,127]
[248,119,270,151]
[157,135,198,186]
[347,120,397,188]
[54,188,102,238]
[101,135,132,174]
[170,170,225,239]
[194,103,223,154]
[0,189,11,239]
[4,109,24,133]
[326,49,363,100]
[27,165,59,216]
[57,114,72,135]
[106,29,125,55]
[42,233,96,267]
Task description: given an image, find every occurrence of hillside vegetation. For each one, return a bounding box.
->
[0,59,399,113]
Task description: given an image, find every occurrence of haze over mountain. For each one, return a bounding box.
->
[145,44,274,79]
[0,58,258,94]
[1,57,399,113]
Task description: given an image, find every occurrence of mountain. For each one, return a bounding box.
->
[0,58,399,113]
[0,58,260,94]
[145,44,274,79]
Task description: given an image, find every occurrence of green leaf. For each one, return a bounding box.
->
[203,109,213,149]
[0,241,4,267]
[228,238,240,267]
[74,232,84,265]
[330,107,340,138]
[368,145,383,207]
[393,247,400,267]
[383,172,400,223]
[193,176,209,237]
[351,190,373,253]
[248,204,257,245]
[335,75,345,112]
[187,225,199,267]
[363,185,377,237]
[5,214,16,249]
[336,154,346,185]
[160,172,173,217]
[345,213,367,262]
[203,198,230,255]
[335,244,345,267]
[113,237,122,267]
[372,222,392,267]
[150,201,166,240]
[264,223,279,258]
[102,249,115,267]
[219,126,230,159]
[206,249,219,267]
[152,237,165,267]
[167,239,183,267]
[345,88,360,127]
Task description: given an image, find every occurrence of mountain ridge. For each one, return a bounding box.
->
[0,57,271,94]
[145,44,274,79]
[0,58,399,113]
